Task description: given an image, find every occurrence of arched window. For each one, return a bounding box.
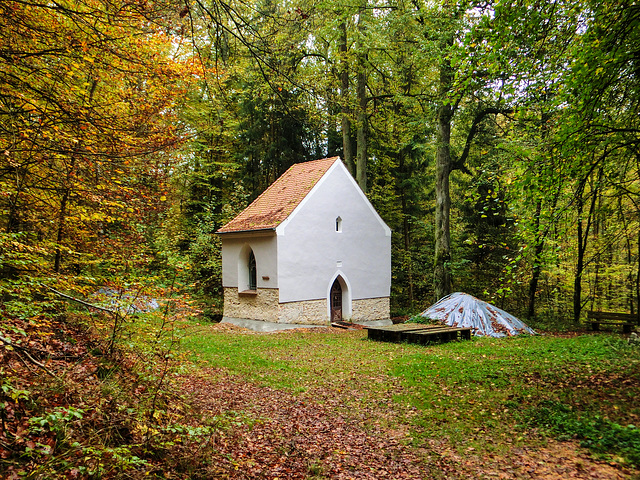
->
[248,250,257,290]
[336,216,342,232]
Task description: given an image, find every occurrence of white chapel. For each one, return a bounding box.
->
[217,156,391,326]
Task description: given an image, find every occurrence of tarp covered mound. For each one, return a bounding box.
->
[420,292,536,338]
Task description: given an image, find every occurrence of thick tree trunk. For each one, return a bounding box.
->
[327,103,340,157]
[434,133,452,301]
[338,21,354,175]
[354,0,368,192]
[341,114,354,173]
[434,54,454,301]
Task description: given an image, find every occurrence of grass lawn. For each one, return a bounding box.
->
[179,322,640,477]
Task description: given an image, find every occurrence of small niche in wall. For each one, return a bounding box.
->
[262,275,270,281]
[336,216,342,232]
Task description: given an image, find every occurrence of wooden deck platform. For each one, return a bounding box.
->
[366,323,472,345]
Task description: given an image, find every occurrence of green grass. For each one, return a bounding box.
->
[180,324,640,466]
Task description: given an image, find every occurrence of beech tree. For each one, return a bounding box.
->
[0,0,196,274]
[485,0,640,320]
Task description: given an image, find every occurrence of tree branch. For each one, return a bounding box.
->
[0,335,56,377]
[40,284,117,314]
[452,107,513,172]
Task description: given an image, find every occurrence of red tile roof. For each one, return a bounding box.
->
[217,157,340,234]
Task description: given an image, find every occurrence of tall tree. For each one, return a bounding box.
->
[354,0,370,191]
[0,0,195,273]
[408,1,514,300]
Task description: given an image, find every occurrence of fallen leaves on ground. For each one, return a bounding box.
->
[428,437,634,479]
[3,309,637,479]
[178,358,638,479]
[179,368,436,479]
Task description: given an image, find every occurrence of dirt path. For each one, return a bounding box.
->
[179,368,636,479]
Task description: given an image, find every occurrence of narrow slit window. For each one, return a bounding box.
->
[248,251,257,290]
[336,216,342,232]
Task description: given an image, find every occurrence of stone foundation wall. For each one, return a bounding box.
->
[223,287,279,322]
[351,297,390,322]
[223,289,390,325]
[278,299,328,325]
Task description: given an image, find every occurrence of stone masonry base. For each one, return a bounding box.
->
[278,298,327,324]
[223,287,390,325]
[223,287,279,322]
[351,297,390,323]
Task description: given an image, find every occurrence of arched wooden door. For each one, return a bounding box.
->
[330,279,342,322]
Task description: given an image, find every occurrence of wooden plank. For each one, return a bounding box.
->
[366,323,441,332]
[404,327,472,345]
[400,327,452,341]
[587,311,637,334]
[367,323,473,344]
[366,323,444,342]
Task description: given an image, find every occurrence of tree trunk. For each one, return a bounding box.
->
[355,0,368,192]
[527,111,554,319]
[401,191,414,309]
[5,165,28,234]
[573,199,585,324]
[434,54,454,301]
[619,198,635,315]
[54,188,69,273]
[637,227,640,324]
[527,200,544,319]
[573,168,601,324]
[355,66,367,191]
[338,20,354,175]
[327,100,340,158]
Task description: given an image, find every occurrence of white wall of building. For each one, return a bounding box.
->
[220,232,278,290]
[276,161,391,303]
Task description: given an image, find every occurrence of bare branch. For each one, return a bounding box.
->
[0,334,56,377]
[40,283,116,314]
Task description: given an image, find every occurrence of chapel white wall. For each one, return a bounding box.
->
[220,234,278,289]
[276,162,391,303]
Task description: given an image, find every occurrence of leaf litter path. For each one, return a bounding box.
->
[180,367,434,479]
[177,326,634,479]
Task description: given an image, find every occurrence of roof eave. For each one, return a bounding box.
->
[215,227,277,237]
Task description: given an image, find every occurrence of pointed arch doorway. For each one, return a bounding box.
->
[330,278,342,322]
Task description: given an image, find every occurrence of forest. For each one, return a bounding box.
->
[1,1,640,478]
[1,0,639,325]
